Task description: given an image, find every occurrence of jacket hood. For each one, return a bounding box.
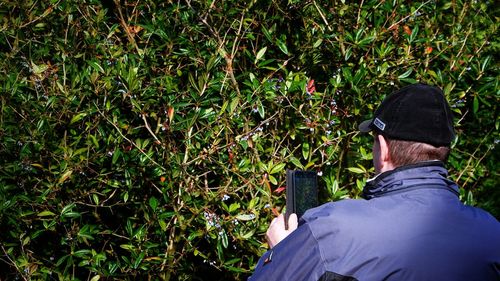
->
[362,161,459,199]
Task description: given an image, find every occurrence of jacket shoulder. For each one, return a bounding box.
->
[302,199,372,225]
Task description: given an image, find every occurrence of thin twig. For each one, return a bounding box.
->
[450,23,473,71]
[185,0,241,95]
[457,37,492,81]
[312,0,346,56]
[93,101,166,171]
[114,0,141,54]
[356,0,365,29]
[244,57,292,104]
[456,130,493,186]
[1,245,28,281]
[457,109,469,125]
[181,111,280,167]
[311,131,357,157]
[142,114,161,144]
[313,0,332,31]
[20,1,61,28]
[387,0,432,30]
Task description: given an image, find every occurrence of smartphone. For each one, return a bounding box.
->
[285,170,318,229]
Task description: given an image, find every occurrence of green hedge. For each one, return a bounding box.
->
[0,0,498,280]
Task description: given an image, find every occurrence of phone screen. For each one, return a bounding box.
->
[293,172,318,218]
[286,170,318,229]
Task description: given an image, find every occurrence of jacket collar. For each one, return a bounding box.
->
[362,161,459,199]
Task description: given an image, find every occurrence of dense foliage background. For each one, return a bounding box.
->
[0,0,498,280]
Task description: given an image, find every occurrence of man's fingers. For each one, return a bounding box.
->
[269,216,277,225]
[274,214,284,226]
[265,213,300,248]
[288,213,298,230]
[270,214,281,226]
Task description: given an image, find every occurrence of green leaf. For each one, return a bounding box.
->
[409,25,419,43]
[228,202,240,213]
[112,148,121,165]
[92,194,100,205]
[313,38,323,48]
[398,69,413,79]
[302,142,310,160]
[473,95,479,114]
[356,178,365,191]
[357,36,375,47]
[61,203,76,215]
[70,112,87,124]
[88,60,104,73]
[255,47,267,64]
[225,258,241,266]
[235,214,256,221]
[120,244,135,251]
[63,212,81,218]
[268,174,278,185]
[73,249,91,257]
[481,56,491,72]
[58,169,73,184]
[270,163,286,174]
[257,102,265,119]
[220,230,228,248]
[239,139,248,150]
[347,167,365,174]
[56,255,69,267]
[240,229,255,240]
[276,39,288,55]
[262,26,273,42]
[133,252,145,269]
[344,47,352,61]
[248,197,259,210]
[219,100,229,116]
[159,220,167,231]
[230,97,240,114]
[289,157,304,169]
[188,230,204,241]
[443,83,455,96]
[149,197,158,211]
[31,62,48,75]
[38,210,56,217]
[22,236,30,246]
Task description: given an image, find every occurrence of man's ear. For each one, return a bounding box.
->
[377,134,390,161]
[377,134,394,172]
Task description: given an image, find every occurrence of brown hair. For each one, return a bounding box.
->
[376,133,451,167]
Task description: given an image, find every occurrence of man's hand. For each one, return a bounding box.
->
[266,213,298,248]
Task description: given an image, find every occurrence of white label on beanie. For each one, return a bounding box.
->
[374,118,386,131]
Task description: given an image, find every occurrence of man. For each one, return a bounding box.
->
[249,83,500,280]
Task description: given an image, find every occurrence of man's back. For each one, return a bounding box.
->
[250,163,500,280]
[308,190,499,280]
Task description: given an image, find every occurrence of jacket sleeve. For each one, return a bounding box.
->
[249,222,326,281]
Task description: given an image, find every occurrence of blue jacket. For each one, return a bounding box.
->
[250,162,500,281]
